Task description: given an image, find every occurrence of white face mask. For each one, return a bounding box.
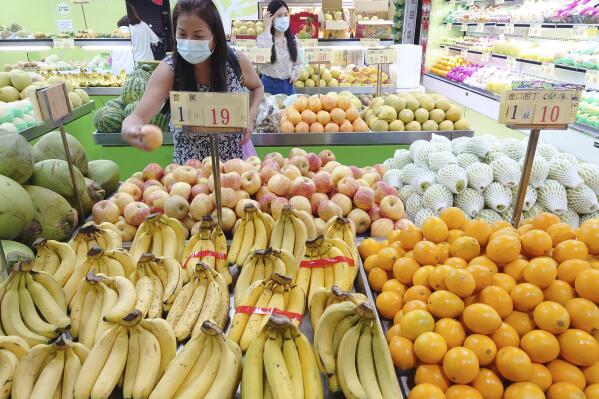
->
[274,17,290,32]
[177,37,213,64]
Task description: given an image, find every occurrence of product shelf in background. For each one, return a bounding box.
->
[0,38,131,49]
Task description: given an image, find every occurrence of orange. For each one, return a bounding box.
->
[386,323,402,343]
[583,362,599,384]
[450,236,480,262]
[558,328,599,367]
[414,364,451,390]
[400,225,423,250]
[387,230,402,244]
[463,294,478,306]
[389,240,407,256]
[413,241,440,266]
[543,280,575,305]
[532,212,561,231]
[463,334,497,366]
[403,285,432,303]
[413,265,435,288]
[489,228,520,241]
[389,335,417,369]
[574,268,599,303]
[440,207,467,229]
[445,257,467,268]
[486,235,522,265]
[377,246,400,272]
[466,264,494,294]
[553,239,589,263]
[363,254,379,273]
[468,256,499,273]
[368,267,388,292]
[520,330,560,363]
[428,290,464,319]
[435,318,466,349]
[491,322,521,349]
[407,382,446,399]
[511,283,544,312]
[471,368,504,399]
[376,290,403,319]
[585,384,599,399]
[462,303,502,334]
[479,286,513,319]
[437,242,450,264]
[445,268,476,298]
[428,265,451,291]
[528,363,553,392]
[504,311,536,337]
[400,309,435,340]
[547,359,587,389]
[565,298,599,335]
[422,216,449,243]
[523,257,558,288]
[577,220,599,254]
[393,258,420,285]
[445,385,483,399]
[379,240,389,248]
[557,259,591,285]
[495,346,533,382]
[504,258,529,282]
[414,332,448,364]
[547,382,586,399]
[491,273,517,293]
[503,382,545,399]
[394,310,404,325]
[493,220,513,231]
[403,300,428,313]
[521,229,553,257]
[359,238,380,259]
[447,229,465,244]
[382,279,407,297]
[518,223,534,235]
[532,301,570,334]
[463,219,493,246]
[547,222,576,246]
[442,346,480,384]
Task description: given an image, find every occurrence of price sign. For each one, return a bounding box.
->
[529,24,542,37]
[585,69,599,85]
[365,47,396,64]
[481,50,492,62]
[504,24,514,34]
[461,23,468,32]
[169,92,249,130]
[476,23,485,33]
[239,47,270,64]
[304,47,333,63]
[360,38,381,47]
[442,46,450,55]
[53,38,75,49]
[496,0,504,4]
[506,57,518,69]
[460,49,469,58]
[572,25,588,38]
[299,38,318,47]
[32,83,72,124]
[466,0,474,5]
[233,38,256,48]
[498,89,581,127]
[541,62,555,76]
[447,23,453,30]
[587,27,598,37]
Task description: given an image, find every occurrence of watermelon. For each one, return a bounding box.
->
[93,105,126,132]
[124,101,139,116]
[105,98,125,109]
[122,75,149,104]
[151,112,170,130]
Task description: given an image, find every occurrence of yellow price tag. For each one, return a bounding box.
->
[304,47,333,63]
[233,38,257,48]
[506,57,518,69]
[476,23,485,33]
[299,38,318,47]
[239,47,271,64]
[504,23,514,34]
[498,89,581,126]
[360,38,381,47]
[481,50,491,62]
[169,92,249,129]
[572,25,588,38]
[461,23,468,32]
[365,47,396,64]
[541,62,555,76]
[529,24,542,37]
[585,69,599,85]
[587,27,598,37]
[460,49,469,58]
[53,38,75,49]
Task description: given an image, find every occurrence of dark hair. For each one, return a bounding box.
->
[171,0,241,92]
[126,2,141,25]
[117,15,129,28]
[267,0,297,64]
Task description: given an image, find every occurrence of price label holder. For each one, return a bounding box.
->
[304,47,333,64]
[169,91,249,228]
[529,24,542,37]
[442,46,450,55]
[460,49,469,58]
[476,23,485,33]
[360,38,380,47]
[461,23,468,32]
[238,47,271,64]
[505,23,515,34]
[481,50,492,62]
[299,38,318,47]
[447,23,453,30]
[540,62,555,76]
[497,87,582,227]
[572,25,589,39]
[232,38,257,48]
[585,69,599,86]
[53,38,75,49]
[506,56,518,69]
[365,47,396,97]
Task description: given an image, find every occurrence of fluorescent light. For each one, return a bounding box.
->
[0,45,52,51]
[81,45,132,50]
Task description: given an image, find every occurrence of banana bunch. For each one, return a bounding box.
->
[73,310,177,399]
[130,213,186,262]
[62,247,135,304]
[228,204,272,267]
[149,320,242,399]
[229,273,305,352]
[324,216,360,271]
[241,315,323,399]
[270,205,309,260]
[69,271,137,349]
[294,236,356,304]
[166,262,229,341]
[0,336,30,399]
[31,238,76,287]
[0,263,70,346]
[130,254,185,319]
[313,301,402,398]
[11,332,89,399]
[70,222,122,266]
[234,248,296,307]
[308,285,368,332]
[182,216,232,285]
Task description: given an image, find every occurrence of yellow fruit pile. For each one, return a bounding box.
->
[359,209,599,399]
[430,56,467,78]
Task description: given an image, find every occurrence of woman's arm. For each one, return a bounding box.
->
[237,51,264,144]
[121,61,173,150]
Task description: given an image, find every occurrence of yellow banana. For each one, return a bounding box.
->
[90,326,128,399]
[166,278,197,330]
[228,280,268,344]
[234,253,258,307]
[134,275,153,318]
[159,223,179,260]
[227,218,246,266]
[18,275,59,339]
[79,286,101,349]
[264,332,294,398]
[281,217,295,254]
[283,330,304,399]
[337,322,367,399]
[0,336,30,359]
[139,318,177,376]
[11,343,53,399]
[174,275,207,341]
[173,336,214,397]
[372,322,402,399]
[240,328,267,399]
[290,213,307,260]
[291,323,324,399]
[63,347,82,399]
[31,271,67,312]
[103,276,136,323]
[201,323,241,399]
[293,209,317,240]
[237,216,255,266]
[357,321,384,399]
[313,300,357,374]
[30,349,64,399]
[132,326,161,398]
[95,283,118,343]
[190,274,221,338]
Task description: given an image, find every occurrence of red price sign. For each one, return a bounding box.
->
[169,91,249,130]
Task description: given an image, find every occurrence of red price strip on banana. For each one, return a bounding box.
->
[299,256,354,268]
[183,250,227,269]
[235,306,303,321]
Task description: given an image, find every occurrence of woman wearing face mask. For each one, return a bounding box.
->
[121,0,264,163]
[257,0,301,95]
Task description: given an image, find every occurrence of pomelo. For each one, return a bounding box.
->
[0,175,34,240]
[0,133,34,183]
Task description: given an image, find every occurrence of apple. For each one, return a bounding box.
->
[322,161,341,174]
[371,218,394,238]
[111,192,135,215]
[241,170,261,195]
[143,179,163,191]
[202,158,214,177]
[289,156,309,176]
[173,166,198,185]
[291,176,317,198]
[395,217,414,230]
[221,172,241,190]
[235,198,260,218]
[164,195,190,220]
[142,185,166,202]
[271,197,289,220]
[224,158,248,174]
[348,208,371,234]
[318,150,336,166]
[267,174,292,197]
[210,187,237,209]
[170,182,192,200]
[118,182,142,201]
[163,174,175,192]
[260,161,280,185]
[314,171,334,194]
[305,153,322,172]
[306,171,315,179]
[374,163,389,176]
[115,217,137,241]
[362,172,381,187]
[289,196,312,214]
[314,218,327,236]
[143,163,164,181]
[124,178,144,192]
[330,193,352,216]
[92,200,120,224]
[281,164,302,181]
[373,181,399,204]
[354,187,375,211]
[131,172,144,181]
[164,163,180,175]
[124,202,151,226]
[146,190,169,212]
[182,216,195,231]
[380,195,405,221]
[318,199,342,221]
[362,166,378,174]
[213,207,237,232]
[349,166,364,179]
[356,178,370,188]
[264,152,285,168]
[190,193,213,219]
[191,182,211,199]
[184,159,202,169]
[310,192,329,215]
[246,156,261,170]
[337,176,359,198]
[289,148,308,158]
[258,191,277,213]
[331,165,353,185]
[256,186,273,201]
[368,204,382,222]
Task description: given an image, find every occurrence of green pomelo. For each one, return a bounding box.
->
[33,130,88,175]
[454,118,471,130]
[398,109,415,123]
[439,120,454,130]
[429,109,446,123]
[422,120,439,131]
[30,159,86,200]
[87,159,120,195]
[0,133,34,183]
[389,120,405,131]
[414,108,429,124]
[405,121,422,131]
[372,119,389,132]
[0,175,34,240]
[445,105,463,122]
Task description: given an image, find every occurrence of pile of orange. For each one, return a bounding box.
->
[359,209,599,399]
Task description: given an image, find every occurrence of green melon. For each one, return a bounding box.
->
[0,175,34,240]
[87,159,120,195]
[0,240,35,265]
[0,133,34,183]
[93,105,126,132]
[29,159,86,201]
[32,130,88,175]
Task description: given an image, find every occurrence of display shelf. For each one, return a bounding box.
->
[93,131,174,146]
[295,86,393,94]
[83,87,122,96]
[0,38,131,49]
[443,21,599,28]
[19,101,96,141]
[0,38,53,48]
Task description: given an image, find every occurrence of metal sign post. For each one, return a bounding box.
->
[365,47,396,97]
[0,242,7,280]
